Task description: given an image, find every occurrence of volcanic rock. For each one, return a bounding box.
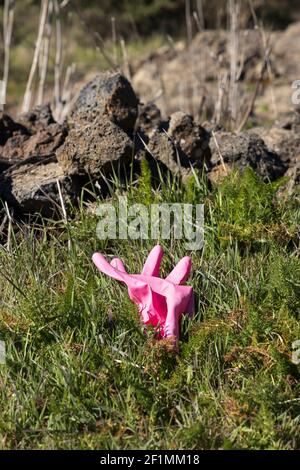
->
[209,131,287,181]
[56,118,133,177]
[69,72,139,133]
[0,156,78,216]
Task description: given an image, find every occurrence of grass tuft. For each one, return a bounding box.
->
[0,166,299,449]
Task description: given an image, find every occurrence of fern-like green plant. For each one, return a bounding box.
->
[216,168,289,246]
[266,253,300,317]
[136,157,153,206]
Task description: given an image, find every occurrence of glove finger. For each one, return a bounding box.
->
[111,257,127,273]
[165,256,191,285]
[141,245,163,277]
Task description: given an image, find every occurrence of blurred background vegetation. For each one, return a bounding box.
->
[1,0,300,113]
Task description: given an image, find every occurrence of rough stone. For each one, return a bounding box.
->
[168,111,210,164]
[132,29,274,117]
[1,123,67,162]
[209,131,287,181]
[137,102,162,135]
[0,157,78,215]
[56,118,133,177]
[18,104,55,133]
[69,72,139,133]
[273,22,300,79]
[0,133,30,163]
[248,126,300,166]
[147,111,210,177]
[0,113,29,146]
[284,155,300,192]
[148,130,187,175]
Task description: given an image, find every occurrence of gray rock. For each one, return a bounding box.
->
[18,104,55,133]
[0,133,30,167]
[284,155,300,192]
[273,22,300,79]
[146,111,210,178]
[56,118,133,177]
[0,113,29,146]
[0,156,78,216]
[137,102,162,135]
[248,126,300,166]
[148,130,188,175]
[1,123,67,162]
[69,72,139,133]
[1,107,67,172]
[168,111,210,164]
[210,131,287,181]
[0,114,30,172]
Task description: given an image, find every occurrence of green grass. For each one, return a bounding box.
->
[0,166,299,450]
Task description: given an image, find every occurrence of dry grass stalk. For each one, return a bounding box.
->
[57,63,76,123]
[37,0,53,106]
[215,72,228,125]
[228,0,240,128]
[185,0,193,47]
[196,0,205,31]
[192,10,202,33]
[248,0,278,119]
[22,0,50,112]
[236,41,270,133]
[2,0,15,111]
[185,0,198,116]
[4,202,12,252]
[56,179,71,251]
[211,130,228,173]
[120,37,131,81]
[53,0,62,118]
[73,4,117,70]
[111,16,118,66]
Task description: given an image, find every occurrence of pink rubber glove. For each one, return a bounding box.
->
[92,245,194,347]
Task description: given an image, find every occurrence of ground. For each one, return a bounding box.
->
[0,167,299,450]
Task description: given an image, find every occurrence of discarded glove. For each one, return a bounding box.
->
[92,245,194,347]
